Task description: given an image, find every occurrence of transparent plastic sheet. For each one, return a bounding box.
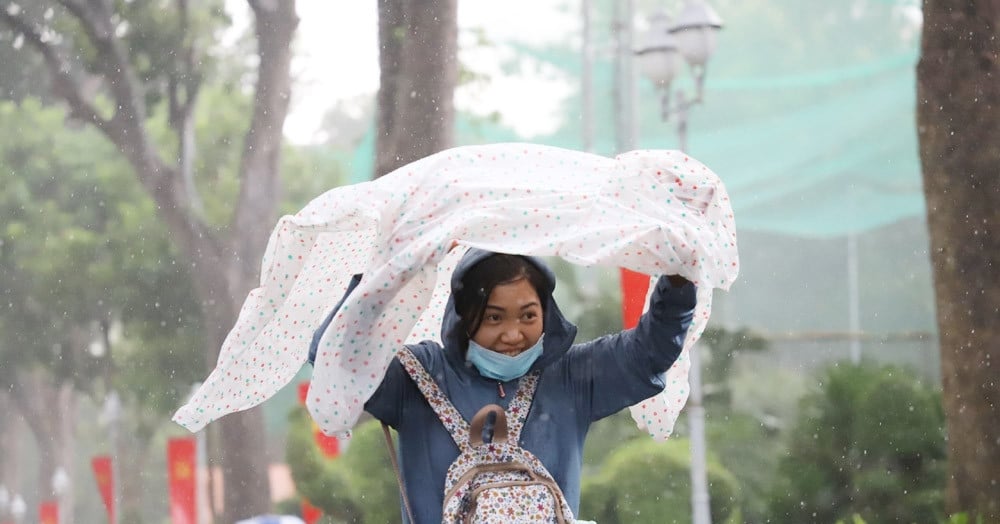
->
[174,143,739,441]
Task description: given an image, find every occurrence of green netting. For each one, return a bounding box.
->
[348,0,924,239]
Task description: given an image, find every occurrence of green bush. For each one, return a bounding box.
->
[580,436,741,523]
[768,361,945,523]
[286,408,400,523]
[705,411,784,523]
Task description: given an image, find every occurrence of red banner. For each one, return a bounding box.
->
[39,501,59,524]
[314,429,340,458]
[620,268,651,330]
[168,437,198,524]
[298,381,310,405]
[300,381,340,459]
[91,455,115,523]
[301,498,323,524]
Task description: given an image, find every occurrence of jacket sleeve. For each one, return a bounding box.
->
[566,275,696,421]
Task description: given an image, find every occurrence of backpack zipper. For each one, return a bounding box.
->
[497,382,506,398]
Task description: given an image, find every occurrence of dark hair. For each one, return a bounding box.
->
[454,254,548,350]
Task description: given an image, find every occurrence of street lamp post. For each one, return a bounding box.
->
[0,485,9,523]
[100,392,121,524]
[635,3,723,524]
[52,468,70,524]
[9,495,24,524]
[636,1,723,147]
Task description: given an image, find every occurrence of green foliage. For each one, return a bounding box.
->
[0,98,203,419]
[580,437,741,524]
[943,512,985,524]
[705,411,784,523]
[279,144,351,215]
[834,512,984,524]
[548,261,627,341]
[0,4,51,102]
[583,410,645,475]
[286,407,400,524]
[768,361,945,523]
[700,326,769,407]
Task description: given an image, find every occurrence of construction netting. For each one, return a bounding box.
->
[333,0,936,386]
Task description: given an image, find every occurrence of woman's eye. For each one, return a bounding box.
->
[486,314,502,322]
[523,311,538,320]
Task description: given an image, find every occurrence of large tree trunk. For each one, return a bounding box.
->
[916,1,1000,520]
[6,372,75,522]
[375,0,458,178]
[0,1,298,520]
[0,393,24,495]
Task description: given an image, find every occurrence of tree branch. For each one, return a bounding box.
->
[229,0,299,291]
[168,0,204,215]
[0,7,111,133]
[6,372,56,451]
[43,0,224,273]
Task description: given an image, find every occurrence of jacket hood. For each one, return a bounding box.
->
[441,248,578,373]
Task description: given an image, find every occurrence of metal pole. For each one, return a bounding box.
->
[688,347,712,524]
[581,0,594,152]
[625,0,639,150]
[676,91,689,153]
[191,383,206,524]
[678,99,711,524]
[847,230,861,363]
[107,391,120,524]
[614,0,638,153]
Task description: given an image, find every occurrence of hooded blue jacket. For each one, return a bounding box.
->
[359,249,696,523]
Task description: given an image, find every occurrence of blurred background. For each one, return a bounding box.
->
[1,0,995,523]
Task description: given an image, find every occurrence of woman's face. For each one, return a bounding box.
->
[471,277,544,356]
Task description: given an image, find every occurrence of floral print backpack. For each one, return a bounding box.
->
[394,347,576,523]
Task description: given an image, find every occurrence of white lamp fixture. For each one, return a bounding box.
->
[10,494,26,523]
[670,0,723,68]
[670,0,723,101]
[636,10,681,89]
[636,1,723,121]
[52,467,71,497]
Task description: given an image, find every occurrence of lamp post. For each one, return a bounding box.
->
[9,495,24,524]
[0,485,9,523]
[52,468,70,524]
[636,1,723,149]
[636,3,723,524]
[99,392,121,524]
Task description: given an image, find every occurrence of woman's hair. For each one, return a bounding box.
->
[454,254,548,350]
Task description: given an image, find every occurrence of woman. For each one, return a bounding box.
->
[364,248,697,523]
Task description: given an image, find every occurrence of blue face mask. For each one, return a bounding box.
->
[467,335,545,381]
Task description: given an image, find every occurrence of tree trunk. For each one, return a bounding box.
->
[6,372,75,512]
[213,2,298,519]
[0,0,298,519]
[916,1,1000,520]
[375,0,458,178]
[0,393,24,492]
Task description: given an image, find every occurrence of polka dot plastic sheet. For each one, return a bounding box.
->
[173,143,739,441]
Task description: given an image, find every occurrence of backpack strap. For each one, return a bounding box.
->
[395,347,543,446]
[395,347,471,451]
[505,370,540,442]
[381,423,417,524]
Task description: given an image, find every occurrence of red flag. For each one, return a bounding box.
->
[298,381,310,405]
[620,268,651,330]
[91,455,115,523]
[314,429,340,458]
[39,501,59,524]
[301,381,340,458]
[168,437,198,524]
[301,498,323,524]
